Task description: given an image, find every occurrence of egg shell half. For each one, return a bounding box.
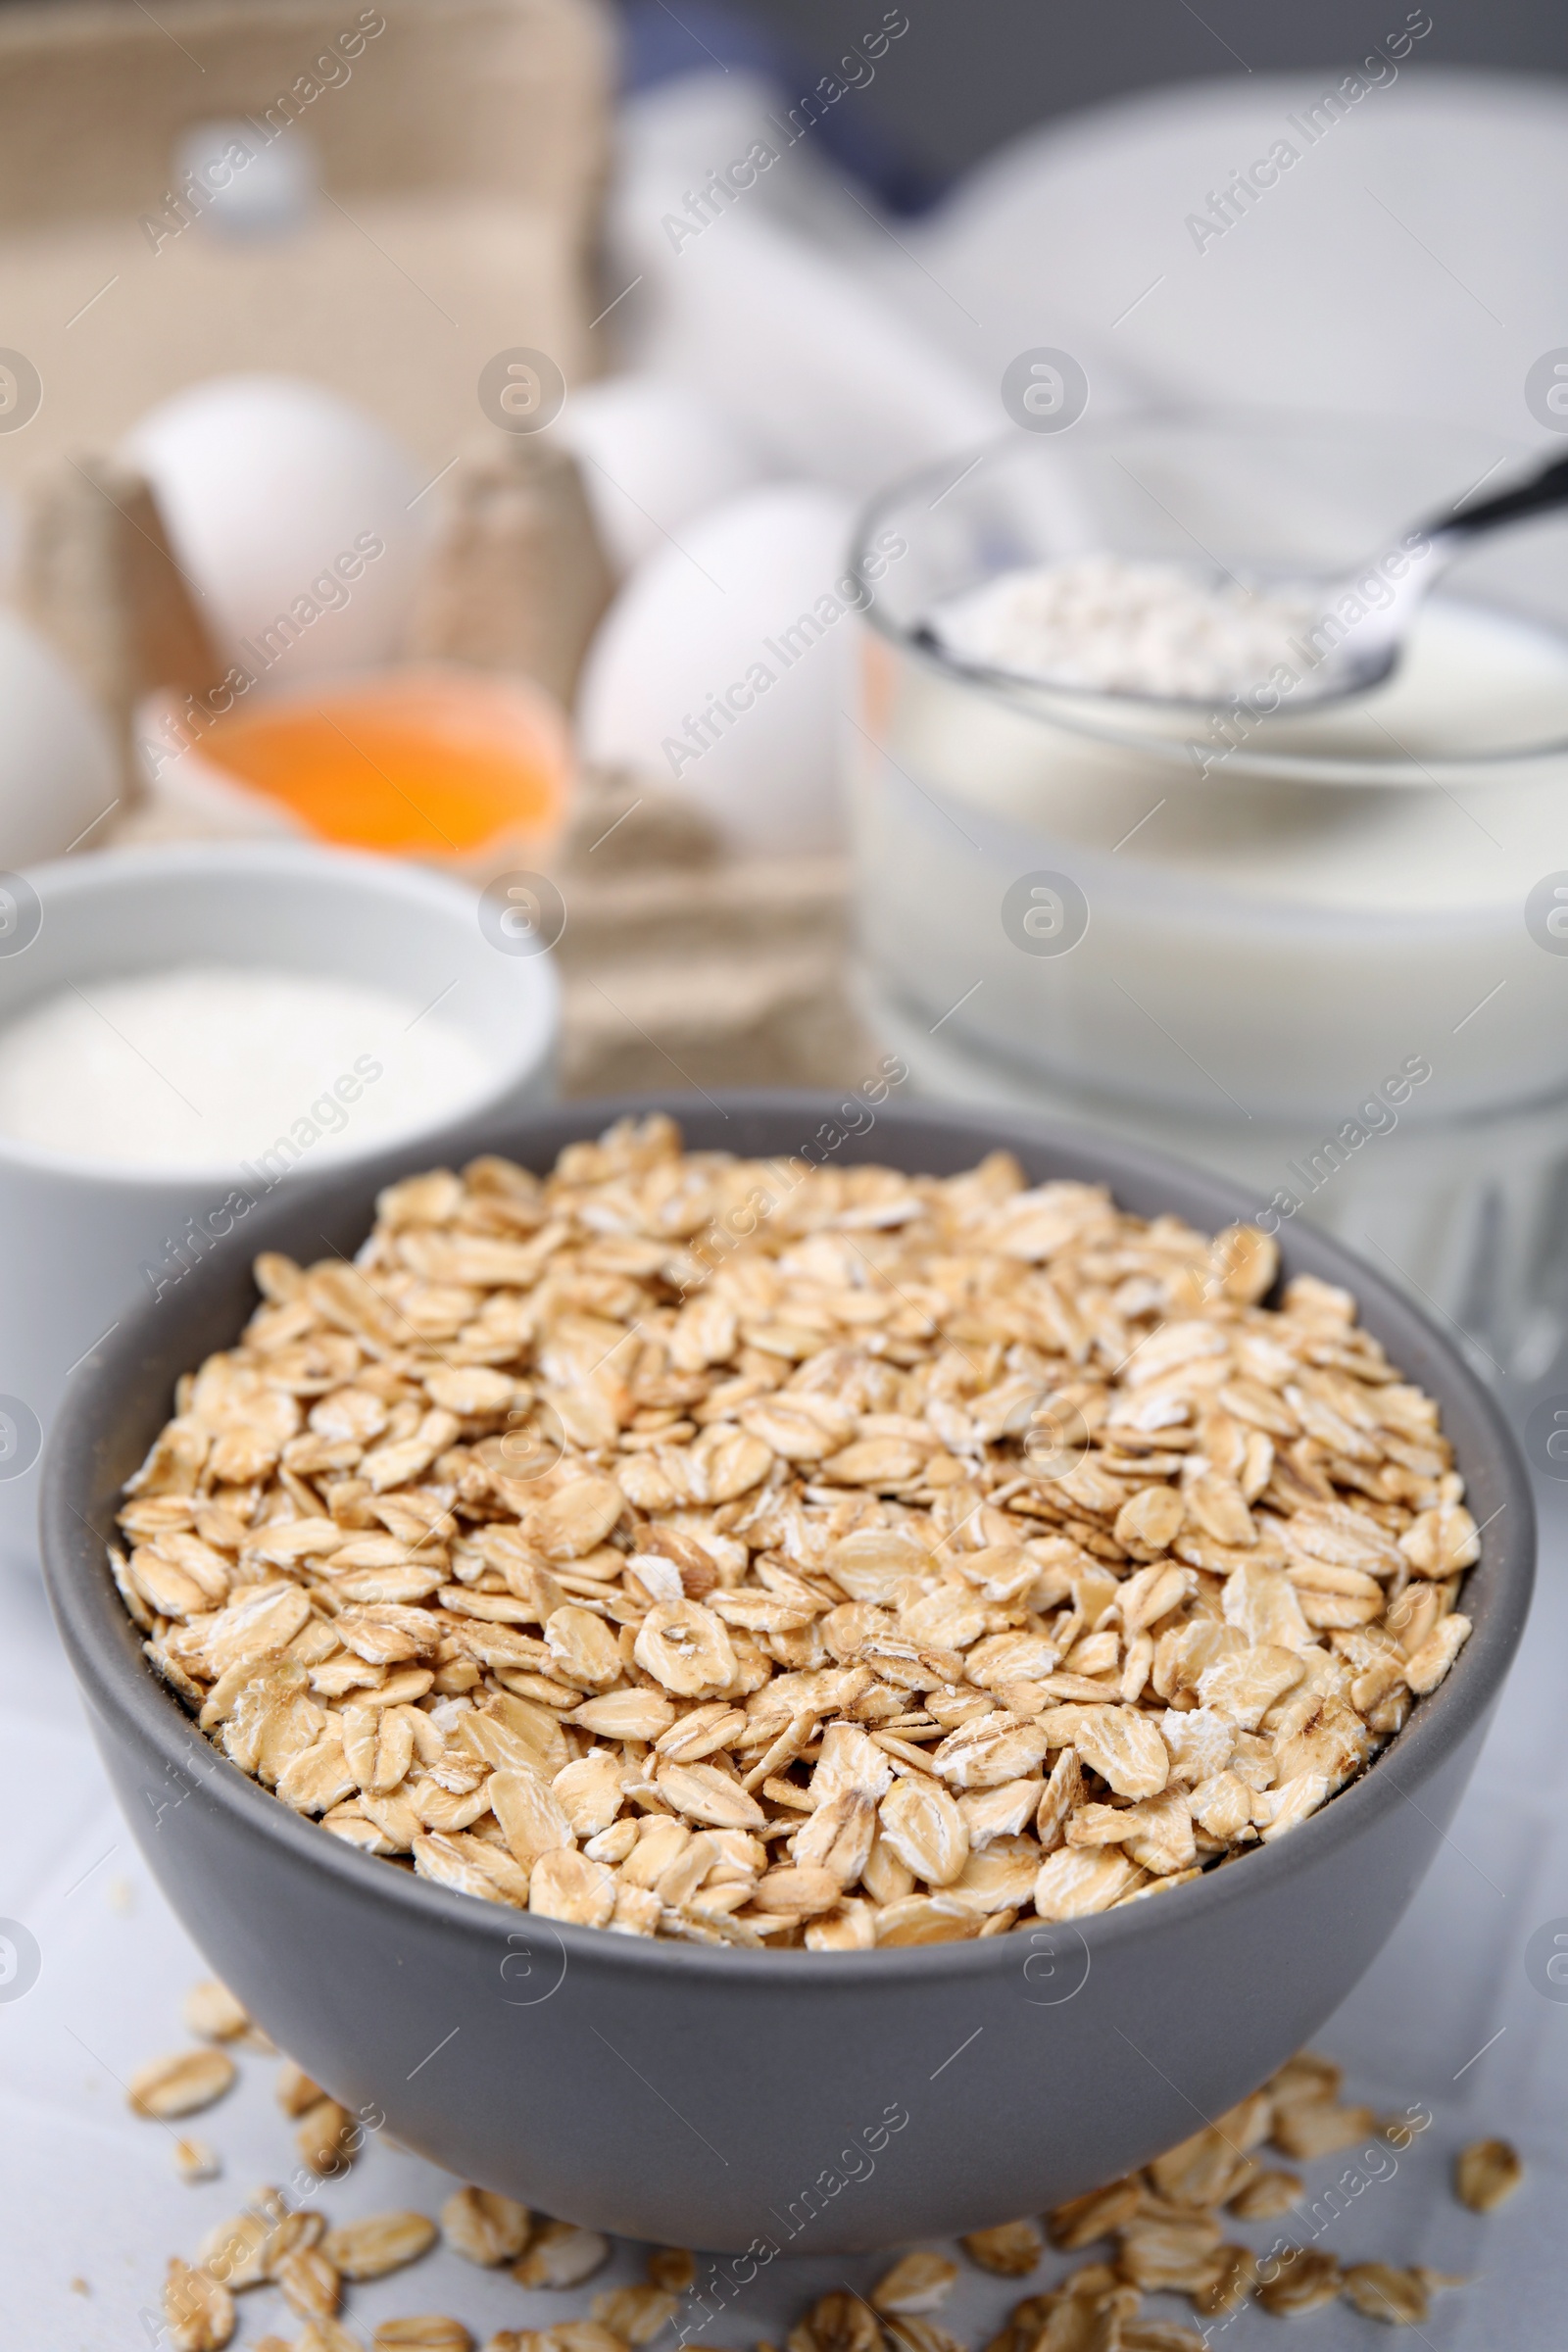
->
[550,373,767,575]
[0,612,120,868]
[122,374,429,691]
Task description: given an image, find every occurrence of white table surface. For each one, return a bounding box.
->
[4,1432,1565,2352]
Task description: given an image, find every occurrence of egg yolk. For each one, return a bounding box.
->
[204,669,567,857]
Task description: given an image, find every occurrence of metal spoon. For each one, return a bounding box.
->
[1279,445,1568,708]
[920,446,1568,711]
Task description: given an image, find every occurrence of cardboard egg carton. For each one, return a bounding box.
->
[549,770,871,1096]
[5,0,617,780]
[0,0,612,486]
[20,429,615,791]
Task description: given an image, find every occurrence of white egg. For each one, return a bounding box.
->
[122,375,427,691]
[579,483,859,855]
[0,612,119,869]
[551,374,766,574]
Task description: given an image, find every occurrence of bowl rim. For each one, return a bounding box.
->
[0,838,559,1188]
[39,1088,1536,1986]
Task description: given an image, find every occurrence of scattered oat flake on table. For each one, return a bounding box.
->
[164,2256,236,2351]
[1192,2243,1259,2316]
[270,2205,330,2274]
[546,2324,630,2352]
[298,2323,361,2352]
[275,2241,342,2319]
[1146,2093,1268,2209]
[1255,2247,1344,2315]
[1032,2044,1481,2328]
[1227,2167,1302,2220]
[129,2048,237,2118]
[276,2057,325,2115]
[1041,2286,1139,2349]
[173,2135,221,2182]
[483,2336,598,2352]
[322,2210,438,2279]
[442,2183,533,2264]
[512,2219,612,2286]
[1266,2051,1342,2108]
[872,2251,960,2313]
[114,1119,1481,1948]
[182,1978,253,2040]
[201,2199,302,2294]
[373,2323,473,2350]
[1050,2179,1144,2251]
[799,2295,893,2352]
[647,2247,698,2292]
[1342,2262,1446,2324]
[1454,2135,1523,2212]
[296,2095,358,2175]
[885,2321,966,2352]
[593,2284,682,2341]
[198,2200,275,2290]
[1116,2213,1224,2293]
[961,2222,1043,2277]
[1269,2094,1376,2160]
[789,2291,885,2352]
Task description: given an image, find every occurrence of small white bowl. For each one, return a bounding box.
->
[0,840,558,1569]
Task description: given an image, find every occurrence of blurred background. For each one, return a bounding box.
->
[5,0,1568,1384]
[682,0,1568,173]
[8,12,1568,2348]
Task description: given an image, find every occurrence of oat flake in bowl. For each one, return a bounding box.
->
[108,1115,1483,1949]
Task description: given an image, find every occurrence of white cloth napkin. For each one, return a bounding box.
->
[610,63,1568,492]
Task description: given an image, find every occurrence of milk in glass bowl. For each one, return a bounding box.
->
[847,413,1568,1376]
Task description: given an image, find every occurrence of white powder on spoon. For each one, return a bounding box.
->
[930,552,1317,701]
[0,965,493,1174]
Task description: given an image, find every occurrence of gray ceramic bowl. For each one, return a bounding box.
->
[41,1095,1533,2255]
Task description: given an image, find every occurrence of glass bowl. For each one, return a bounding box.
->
[848,411,1568,1373]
